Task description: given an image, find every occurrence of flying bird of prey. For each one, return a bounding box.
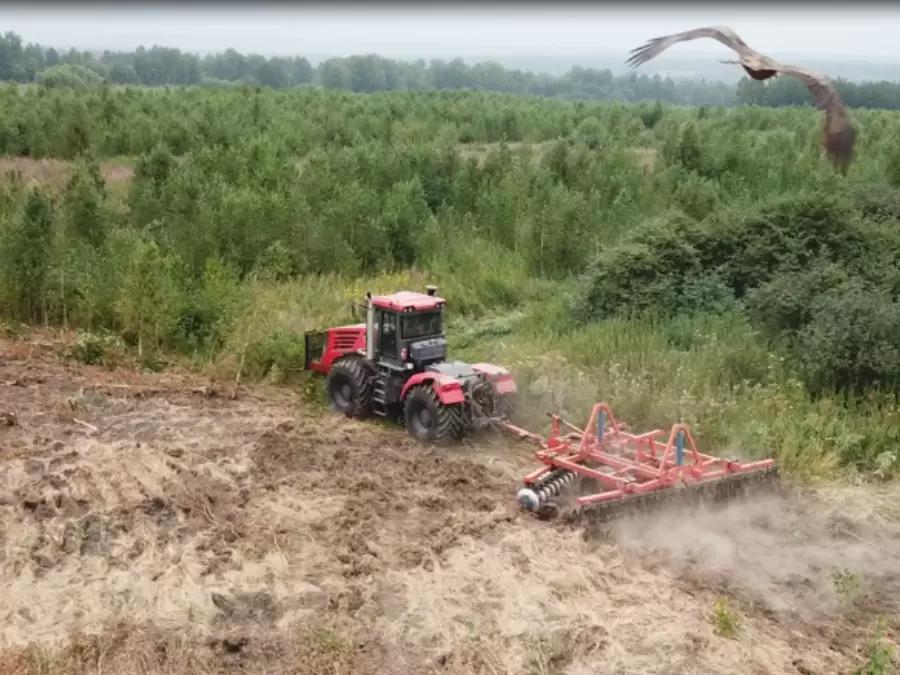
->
[626,26,856,170]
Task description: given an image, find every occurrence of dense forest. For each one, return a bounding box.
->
[4,29,900,109]
[2,82,900,482]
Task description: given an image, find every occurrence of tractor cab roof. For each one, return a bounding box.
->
[370,290,446,312]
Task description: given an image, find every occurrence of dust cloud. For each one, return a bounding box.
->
[608,490,900,619]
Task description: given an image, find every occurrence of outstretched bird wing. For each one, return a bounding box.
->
[626,26,756,68]
[773,63,855,168]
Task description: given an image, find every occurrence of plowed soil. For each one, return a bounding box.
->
[0,335,897,674]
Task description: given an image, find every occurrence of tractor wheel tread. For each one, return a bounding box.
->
[326,356,375,418]
[495,392,518,419]
[404,384,464,444]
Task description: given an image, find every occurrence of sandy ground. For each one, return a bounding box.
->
[0,335,898,674]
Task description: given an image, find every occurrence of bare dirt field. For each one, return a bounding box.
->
[0,334,898,674]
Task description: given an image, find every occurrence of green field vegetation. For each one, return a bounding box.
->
[2,84,900,481]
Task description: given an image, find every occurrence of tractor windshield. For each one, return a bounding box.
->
[401,311,442,339]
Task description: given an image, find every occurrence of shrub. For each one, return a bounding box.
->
[576,190,892,321]
[36,64,105,90]
[747,263,851,338]
[241,331,307,381]
[854,617,895,675]
[711,598,742,639]
[797,282,900,395]
[831,567,863,608]
[639,101,664,129]
[68,331,124,367]
[698,191,867,298]
[573,211,717,322]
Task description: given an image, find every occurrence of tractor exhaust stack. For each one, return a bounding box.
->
[365,292,375,362]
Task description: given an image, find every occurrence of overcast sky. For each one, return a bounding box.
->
[2,3,900,62]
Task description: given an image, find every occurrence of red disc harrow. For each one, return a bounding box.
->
[503,402,778,520]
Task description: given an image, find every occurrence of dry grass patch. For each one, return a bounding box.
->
[0,156,135,193]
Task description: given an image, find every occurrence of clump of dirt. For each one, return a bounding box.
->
[1,333,898,674]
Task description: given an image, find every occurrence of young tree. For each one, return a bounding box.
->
[382,176,431,266]
[115,237,180,356]
[63,155,108,247]
[129,143,176,226]
[0,188,54,322]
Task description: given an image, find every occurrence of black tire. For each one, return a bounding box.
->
[495,392,518,420]
[404,384,464,444]
[326,357,374,418]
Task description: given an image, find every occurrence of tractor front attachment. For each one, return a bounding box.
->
[503,403,779,523]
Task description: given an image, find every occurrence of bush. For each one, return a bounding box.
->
[573,211,725,322]
[747,263,851,338]
[797,282,900,395]
[173,257,244,352]
[711,598,742,639]
[576,190,892,322]
[639,101,664,129]
[854,617,895,675]
[241,331,307,381]
[700,191,870,298]
[68,331,124,367]
[36,64,105,90]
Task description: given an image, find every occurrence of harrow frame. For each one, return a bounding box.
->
[504,402,777,519]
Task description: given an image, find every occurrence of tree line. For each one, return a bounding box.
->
[4,30,900,109]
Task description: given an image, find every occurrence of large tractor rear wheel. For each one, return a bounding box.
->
[495,392,518,419]
[326,356,374,418]
[404,384,464,444]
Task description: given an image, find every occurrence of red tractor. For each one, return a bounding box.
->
[304,285,518,443]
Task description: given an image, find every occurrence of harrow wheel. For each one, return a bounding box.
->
[326,356,374,418]
[404,384,464,444]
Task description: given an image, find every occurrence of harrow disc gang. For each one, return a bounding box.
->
[568,465,781,526]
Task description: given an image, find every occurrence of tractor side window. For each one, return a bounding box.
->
[380,311,397,357]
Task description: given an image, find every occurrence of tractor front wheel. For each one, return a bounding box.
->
[404,384,464,444]
[326,357,374,418]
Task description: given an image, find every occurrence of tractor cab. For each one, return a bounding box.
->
[366,286,448,371]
